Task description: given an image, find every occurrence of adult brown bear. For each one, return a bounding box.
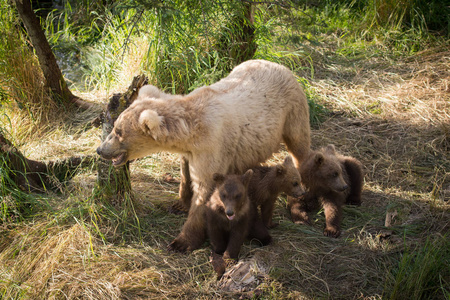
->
[96,59,311,252]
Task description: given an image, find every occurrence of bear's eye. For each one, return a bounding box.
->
[333,172,339,178]
[115,129,123,137]
[235,193,242,199]
[293,181,299,187]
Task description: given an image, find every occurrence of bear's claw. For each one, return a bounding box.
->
[168,201,189,215]
[167,239,188,253]
[323,227,341,238]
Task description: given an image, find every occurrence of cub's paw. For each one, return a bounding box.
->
[168,237,190,253]
[267,221,279,229]
[289,206,311,225]
[323,227,341,238]
[346,197,361,206]
[293,219,312,225]
[210,251,227,280]
[168,201,188,215]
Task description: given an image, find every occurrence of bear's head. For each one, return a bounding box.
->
[308,144,349,193]
[96,99,168,166]
[212,169,254,221]
[275,155,305,198]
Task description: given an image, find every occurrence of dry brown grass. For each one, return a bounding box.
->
[0,46,449,299]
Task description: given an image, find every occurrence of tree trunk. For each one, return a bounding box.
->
[233,1,256,65]
[97,75,148,198]
[0,131,95,192]
[216,2,256,69]
[13,0,92,110]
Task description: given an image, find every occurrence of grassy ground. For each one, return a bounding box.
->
[1,2,449,299]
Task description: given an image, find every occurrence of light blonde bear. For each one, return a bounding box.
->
[97,59,311,252]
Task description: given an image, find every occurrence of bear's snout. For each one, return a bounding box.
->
[295,189,306,198]
[96,147,102,155]
[340,184,349,191]
[225,208,236,220]
[226,208,235,217]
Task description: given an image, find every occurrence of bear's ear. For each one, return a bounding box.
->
[138,109,164,139]
[138,85,161,99]
[314,153,324,165]
[276,164,286,175]
[325,144,336,155]
[283,155,294,167]
[213,173,225,185]
[241,169,254,186]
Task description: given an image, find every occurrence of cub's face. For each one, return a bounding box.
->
[277,156,305,198]
[315,155,348,193]
[96,101,164,166]
[212,170,253,221]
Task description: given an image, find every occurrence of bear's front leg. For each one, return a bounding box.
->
[288,194,313,225]
[207,221,228,255]
[322,199,342,238]
[168,190,207,252]
[223,219,248,260]
[261,198,277,228]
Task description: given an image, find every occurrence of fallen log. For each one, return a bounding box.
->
[0,132,95,192]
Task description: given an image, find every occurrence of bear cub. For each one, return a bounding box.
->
[289,144,363,238]
[206,170,271,278]
[248,155,305,229]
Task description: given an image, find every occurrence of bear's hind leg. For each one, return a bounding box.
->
[169,156,193,214]
[283,135,310,171]
[343,157,363,206]
[168,194,207,252]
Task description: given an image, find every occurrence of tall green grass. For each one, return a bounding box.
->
[0,150,50,223]
[384,235,450,300]
[343,0,448,53]
[271,0,449,60]
[0,1,63,136]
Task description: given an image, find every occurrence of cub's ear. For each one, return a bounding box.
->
[241,169,254,186]
[213,173,226,184]
[138,109,164,139]
[138,85,161,99]
[276,164,286,175]
[325,144,336,154]
[314,153,324,165]
[283,155,294,167]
